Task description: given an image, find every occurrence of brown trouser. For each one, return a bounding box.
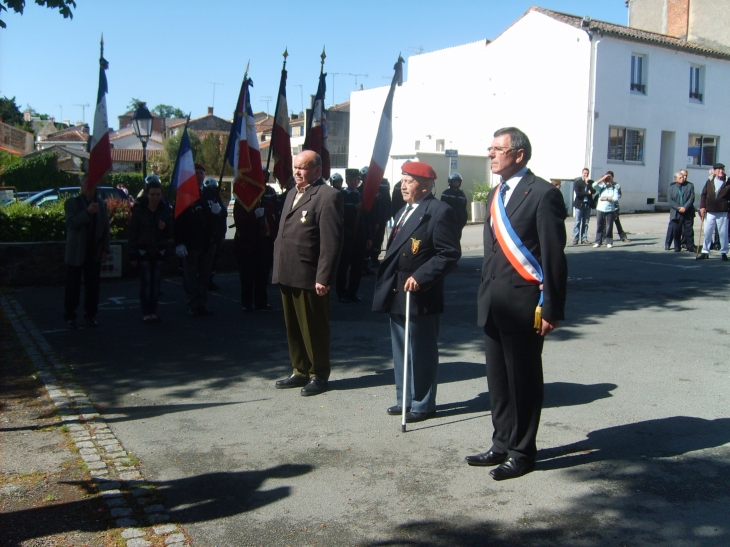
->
[280,285,331,380]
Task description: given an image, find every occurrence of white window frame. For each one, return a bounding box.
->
[608,126,645,164]
[689,64,704,103]
[435,139,445,152]
[687,134,718,167]
[630,54,647,95]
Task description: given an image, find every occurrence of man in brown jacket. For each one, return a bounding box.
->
[698,162,730,261]
[272,151,344,395]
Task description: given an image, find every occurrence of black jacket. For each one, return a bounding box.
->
[572,178,594,208]
[668,182,695,220]
[440,187,468,227]
[128,198,173,259]
[372,194,461,316]
[699,177,730,213]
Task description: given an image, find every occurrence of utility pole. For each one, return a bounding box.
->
[73,103,90,123]
[206,81,224,110]
[260,96,273,117]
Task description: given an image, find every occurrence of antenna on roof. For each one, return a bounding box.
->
[74,103,90,123]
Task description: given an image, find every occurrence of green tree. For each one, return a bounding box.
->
[0,0,76,29]
[126,97,142,112]
[152,104,186,118]
[154,131,201,182]
[0,95,24,125]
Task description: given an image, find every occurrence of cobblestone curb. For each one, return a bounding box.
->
[0,292,190,547]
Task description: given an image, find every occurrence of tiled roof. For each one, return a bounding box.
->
[111,149,164,162]
[0,143,23,155]
[256,117,274,133]
[329,101,350,112]
[532,6,730,60]
[44,130,90,142]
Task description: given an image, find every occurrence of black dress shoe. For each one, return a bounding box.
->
[697,253,709,260]
[301,376,328,396]
[489,458,535,481]
[348,294,362,303]
[241,305,253,312]
[338,296,352,303]
[465,450,507,467]
[674,248,681,252]
[66,319,77,329]
[256,304,274,311]
[404,411,434,423]
[275,374,309,389]
[664,245,671,251]
[85,317,99,328]
[687,247,697,253]
[386,405,410,416]
[723,254,729,261]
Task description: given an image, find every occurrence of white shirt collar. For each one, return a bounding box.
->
[499,166,528,206]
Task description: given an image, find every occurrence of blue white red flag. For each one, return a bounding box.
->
[490,184,544,305]
[303,71,330,179]
[362,55,404,211]
[87,37,112,189]
[172,124,199,218]
[226,75,265,211]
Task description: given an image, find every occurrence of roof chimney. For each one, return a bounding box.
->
[666,0,690,38]
[207,107,214,116]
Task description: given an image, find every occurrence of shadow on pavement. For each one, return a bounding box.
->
[0,464,313,547]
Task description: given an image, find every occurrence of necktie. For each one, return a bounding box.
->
[391,205,413,238]
[500,182,509,203]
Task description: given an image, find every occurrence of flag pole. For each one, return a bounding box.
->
[306,47,326,139]
[267,48,288,173]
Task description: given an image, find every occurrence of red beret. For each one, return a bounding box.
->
[194,163,206,171]
[401,161,437,180]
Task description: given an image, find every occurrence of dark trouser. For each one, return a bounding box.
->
[369,222,388,265]
[595,211,615,245]
[613,209,627,240]
[280,284,331,380]
[138,259,164,315]
[183,245,215,312]
[670,215,695,250]
[484,312,544,463]
[238,238,274,309]
[336,239,365,298]
[665,220,678,248]
[64,260,102,320]
[390,313,440,413]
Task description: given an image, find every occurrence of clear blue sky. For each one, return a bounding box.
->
[0,1,628,126]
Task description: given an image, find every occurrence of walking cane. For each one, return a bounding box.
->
[695,212,704,260]
[401,291,411,433]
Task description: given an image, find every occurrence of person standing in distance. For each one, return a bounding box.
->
[572,168,594,245]
[698,162,730,261]
[468,127,567,480]
[272,151,344,396]
[440,172,469,241]
[372,162,461,422]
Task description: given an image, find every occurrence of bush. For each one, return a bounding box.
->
[107,172,145,200]
[0,197,131,242]
[0,153,78,191]
[469,181,493,203]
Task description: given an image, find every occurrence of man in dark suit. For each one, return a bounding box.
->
[372,161,461,422]
[467,127,567,480]
[272,151,344,396]
[63,175,111,329]
[667,171,696,252]
[571,168,594,245]
[336,169,371,303]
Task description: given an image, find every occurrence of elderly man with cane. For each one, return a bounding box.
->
[372,161,461,426]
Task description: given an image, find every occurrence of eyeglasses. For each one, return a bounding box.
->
[487,146,516,154]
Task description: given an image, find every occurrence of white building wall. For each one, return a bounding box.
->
[591,37,730,210]
[349,10,593,213]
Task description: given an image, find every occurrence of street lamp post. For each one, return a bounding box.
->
[132,102,153,179]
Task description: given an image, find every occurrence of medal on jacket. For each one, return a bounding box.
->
[410,238,421,254]
[301,211,307,223]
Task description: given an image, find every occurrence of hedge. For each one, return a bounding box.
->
[0,153,79,191]
[0,197,131,242]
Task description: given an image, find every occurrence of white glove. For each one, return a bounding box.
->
[254,207,264,218]
[211,202,222,215]
[175,244,188,258]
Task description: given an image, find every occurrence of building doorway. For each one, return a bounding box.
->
[658,131,675,201]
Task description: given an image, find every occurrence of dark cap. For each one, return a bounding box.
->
[713,162,726,169]
[345,168,360,179]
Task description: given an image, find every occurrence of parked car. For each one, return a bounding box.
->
[21,186,128,207]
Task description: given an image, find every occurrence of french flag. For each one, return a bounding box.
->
[226,75,265,211]
[87,37,112,189]
[362,55,404,211]
[303,71,330,179]
[272,65,293,185]
[172,125,199,218]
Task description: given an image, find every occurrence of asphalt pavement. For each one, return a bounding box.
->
[7,212,730,547]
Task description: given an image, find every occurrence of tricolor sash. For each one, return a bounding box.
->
[490,183,544,328]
